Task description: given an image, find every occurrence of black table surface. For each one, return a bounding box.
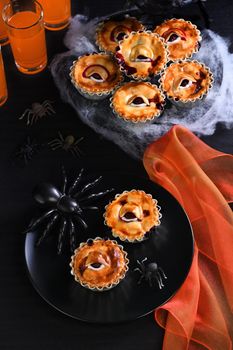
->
[0,1,233,349]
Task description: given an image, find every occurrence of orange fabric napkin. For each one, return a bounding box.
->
[143,125,233,350]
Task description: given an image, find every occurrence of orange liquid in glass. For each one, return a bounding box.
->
[8,11,47,73]
[38,0,71,30]
[0,51,8,106]
[0,0,9,44]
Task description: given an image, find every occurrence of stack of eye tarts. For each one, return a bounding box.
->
[110,81,166,123]
[96,16,145,54]
[154,18,202,61]
[70,52,123,100]
[159,59,214,107]
[70,237,129,291]
[115,31,169,80]
[104,190,162,243]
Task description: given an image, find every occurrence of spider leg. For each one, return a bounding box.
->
[19,109,30,120]
[68,219,76,253]
[36,212,59,246]
[137,274,144,285]
[70,148,82,158]
[158,267,167,280]
[30,113,38,126]
[74,176,103,198]
[26,111,34,126]
[78,189,114,202]
[57,217,67,255]
[61,166,67,193]
[48,140,62,150]
[58,131,64,142]
[74,214,88,230]
[156,272,164,290]
[24,209,57,233]
[74,137,84,146]
[136,258,147,272]
[68,168,84,195]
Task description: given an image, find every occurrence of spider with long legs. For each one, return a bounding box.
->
[25,167,114,254]
[134,257,167,289]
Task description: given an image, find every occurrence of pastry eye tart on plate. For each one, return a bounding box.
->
[104,190,162,243]
[154,18,202,61]
[70,53,123,100]
[70,237,129,291]
[115,31,169,80]
[96,16,145,53]
[159,59,214,105]
[110,81,166,122]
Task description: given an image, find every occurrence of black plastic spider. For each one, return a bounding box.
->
[14,136,41,165]
[134,257,167,289]
[25,167,114,254]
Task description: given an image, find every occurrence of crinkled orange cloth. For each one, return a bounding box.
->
[143,125,233,350]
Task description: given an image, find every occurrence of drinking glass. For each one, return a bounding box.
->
[2,1,47,74]
[0,0,9,45]
[0,46,8,106]
[38,0,71,31]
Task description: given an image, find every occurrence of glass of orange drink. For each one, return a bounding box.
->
[0,46,8,106]
[0,0,9,45]
[2,1,47,74]
[38,0,71,31]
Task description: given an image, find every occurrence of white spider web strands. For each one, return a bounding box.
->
[50,15,233,159]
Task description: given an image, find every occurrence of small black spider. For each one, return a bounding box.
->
[134,257,167,289]
[14,136,41,165]
[25,167,114,254]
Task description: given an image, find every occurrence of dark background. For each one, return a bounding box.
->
[0,0,233,349]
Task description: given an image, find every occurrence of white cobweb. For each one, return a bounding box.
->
[50,14,233,159]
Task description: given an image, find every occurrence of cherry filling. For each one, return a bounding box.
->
[121,212,139,222]
[115,52,137,75]
[180,79,190,87]
[132,97,145,105]
[136,55,151,62]
[91,73,102,81]
[90,262,102,269]
[168,33,179,42]
[110,25,130,42]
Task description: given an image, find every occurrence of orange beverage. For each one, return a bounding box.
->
[0,0,9,45]
[38,0,71,31]
[3,1,47,74]
[0,46,8,106]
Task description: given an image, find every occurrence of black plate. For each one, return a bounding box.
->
[25,172,194,323]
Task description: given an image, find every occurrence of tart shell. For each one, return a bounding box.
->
[110,81,166,123]
[70,237,129,291]
[104,190,162,243]
[154,18,202,61]
[70,53,123,100]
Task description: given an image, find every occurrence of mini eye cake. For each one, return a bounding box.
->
[70,53,123,100]
[104,190,161,242]
[111,82,165,122]
[96,17,145,53]
[70,238,129,291]
[116,31,168,80]
[154,18,201,61]
[160,60,213,103]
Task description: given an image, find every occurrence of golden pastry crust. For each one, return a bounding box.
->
[116,31,168,79]
[160,60,213,102]
[70,53,123,96]
[111,82,165,122]
[96,17,145,53]
[104,190,161,242]
[154,18,201,61]
[70,238,129,291]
